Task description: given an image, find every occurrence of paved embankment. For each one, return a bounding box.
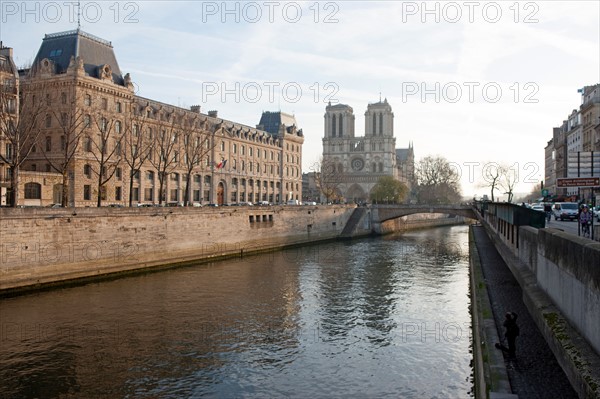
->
[471,225,578,398]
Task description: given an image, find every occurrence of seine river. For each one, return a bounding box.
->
[0,225,472,398]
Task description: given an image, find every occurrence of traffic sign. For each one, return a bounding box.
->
[541,189,549,196]
[557,177,600,188]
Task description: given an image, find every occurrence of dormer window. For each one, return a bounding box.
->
[49,49,62,57]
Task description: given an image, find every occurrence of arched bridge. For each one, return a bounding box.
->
[371,204,477,223]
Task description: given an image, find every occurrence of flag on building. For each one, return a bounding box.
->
[216,159,227,169]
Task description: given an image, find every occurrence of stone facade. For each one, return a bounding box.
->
[321,99,414,203]
[1,29,304,207]
[0,45,20,205]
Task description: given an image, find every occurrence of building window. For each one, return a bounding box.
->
[84,164,92,178]
[332,114,336,137]
[115,187,122,201]
[144,188,153,201]
[5,143,13,160]
[100,117,107,133]
[24,183,41,199]
[379,113,383,135]
[102,98,108,110]
[45,136,52,151]
[116,102,122,113]
[84,136,92,152]
[372,113,377,135]
[116,167,122,181]
[45,114,52,128]
[132,187,139,201]
[84,94,91,106]
[31,164,36,171]
[84,114,91,128]
[100,186,107,201]
[84,185,91,200]
[115,121,122,134]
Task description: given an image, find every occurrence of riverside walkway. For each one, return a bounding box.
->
[472,225,578,398]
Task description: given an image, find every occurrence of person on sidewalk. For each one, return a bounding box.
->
[495,312,519,358]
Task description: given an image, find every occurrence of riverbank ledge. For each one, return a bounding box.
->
[0,206,464,296]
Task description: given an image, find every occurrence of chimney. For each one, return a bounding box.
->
[190,105,201,114]
[0,45,13,58]
[208,110,218,118]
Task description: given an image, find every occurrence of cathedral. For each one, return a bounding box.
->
[321,99,414,203]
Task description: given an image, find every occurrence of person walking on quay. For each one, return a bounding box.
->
[495,312,519,358]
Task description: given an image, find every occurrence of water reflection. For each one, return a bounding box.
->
[0,225,472,398]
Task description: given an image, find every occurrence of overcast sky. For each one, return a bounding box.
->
[1,1,599,198]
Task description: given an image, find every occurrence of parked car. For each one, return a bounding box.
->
[552,202,579,221]
[287,199,300,205]
[531,205,544,212]
[593,206,600,222]
[258,201,271,206]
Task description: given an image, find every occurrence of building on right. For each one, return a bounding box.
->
[320,99,414,203]
[545,84,600,203]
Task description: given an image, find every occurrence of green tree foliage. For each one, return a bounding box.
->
[370,176,408,204]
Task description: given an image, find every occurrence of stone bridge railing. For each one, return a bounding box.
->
[370,204,476,223]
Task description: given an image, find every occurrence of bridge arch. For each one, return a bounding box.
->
[371,205,476,223]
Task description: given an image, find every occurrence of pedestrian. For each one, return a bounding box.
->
[495,312,519,358]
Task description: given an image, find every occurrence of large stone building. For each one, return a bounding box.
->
[0,29,303,207]
[321,99,414,202]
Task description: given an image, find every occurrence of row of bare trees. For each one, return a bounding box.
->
[0,73,216,207]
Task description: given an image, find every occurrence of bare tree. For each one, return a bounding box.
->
[181,117,213,206]
[88,113,124,206]
[148,115,180,205]
[499,164,518,203]
[122,103,152,206]
[311,157,345,203]
[479,162,504,202]
[39,87,86,207]
[414,155,461,204]
[0,74,45,207]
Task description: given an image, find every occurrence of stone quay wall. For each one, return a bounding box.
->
[0,205,364,295]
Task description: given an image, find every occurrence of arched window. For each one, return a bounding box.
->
[379,113,383,135]
[379,162,383,172]
[373,113,376,135]
[339,115,343,136]
[24,183,41,199]
[332,114,336,137]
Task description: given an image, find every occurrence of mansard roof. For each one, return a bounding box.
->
[33,29,124,85]
[258,111,299,136]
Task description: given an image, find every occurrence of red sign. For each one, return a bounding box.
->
[557,177,600,188]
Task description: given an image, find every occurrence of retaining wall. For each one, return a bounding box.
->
[480,216,600,398]
[0,205,362,294]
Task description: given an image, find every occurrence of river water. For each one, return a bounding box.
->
[0,225,472,398]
